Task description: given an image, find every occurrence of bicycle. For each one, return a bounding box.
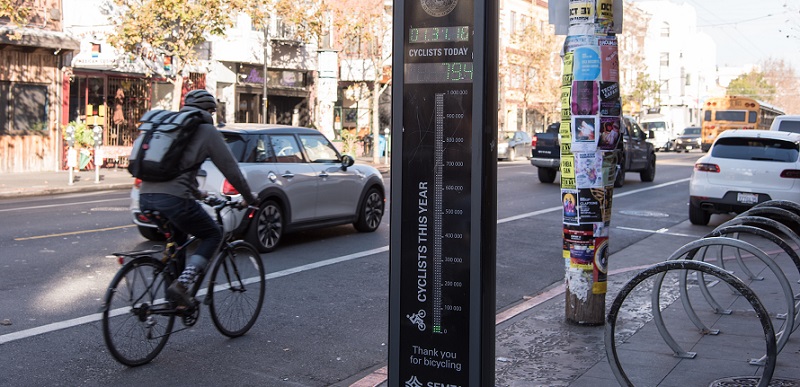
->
[101,196,265,366]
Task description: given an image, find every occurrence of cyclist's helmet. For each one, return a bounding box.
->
[184,89,217,111]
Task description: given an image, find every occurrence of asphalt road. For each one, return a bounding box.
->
[0,151,701,386]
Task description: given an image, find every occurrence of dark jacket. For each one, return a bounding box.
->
[140,106,257,204]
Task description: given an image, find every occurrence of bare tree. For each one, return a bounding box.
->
[509,20,561,131]
[330,0,392,163]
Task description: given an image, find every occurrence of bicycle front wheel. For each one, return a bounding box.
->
[209,241,265,337]
[102,257,175,366]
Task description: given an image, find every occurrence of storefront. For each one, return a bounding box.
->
[0,26,78,173]
[235,64,311,126]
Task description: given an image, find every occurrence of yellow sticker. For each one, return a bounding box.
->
[592,281,607,294]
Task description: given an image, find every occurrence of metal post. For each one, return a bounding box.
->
[551,0,623,324]
[65,125,75,185]
[93,126,103,183]
[268,19,270,124]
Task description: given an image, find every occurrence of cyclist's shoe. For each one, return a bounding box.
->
[167,281,194,308]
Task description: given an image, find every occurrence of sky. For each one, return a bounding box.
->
[637,0,800,72]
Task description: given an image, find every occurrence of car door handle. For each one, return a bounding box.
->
[318,172,329,178]
[281,172,295,178]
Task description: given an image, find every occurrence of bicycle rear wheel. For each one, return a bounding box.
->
[209,241,265,337]
[102,257,175,366]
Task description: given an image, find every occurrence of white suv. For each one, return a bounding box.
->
[688,129,800,225]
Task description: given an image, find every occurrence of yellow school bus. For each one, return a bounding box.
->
[700,96,784,151]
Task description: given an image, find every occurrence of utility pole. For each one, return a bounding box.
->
[550,0,623,324]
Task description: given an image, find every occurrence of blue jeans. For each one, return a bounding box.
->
[139,193,222,271]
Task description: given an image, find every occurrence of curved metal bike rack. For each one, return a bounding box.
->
[604,201,800,385]
[605,260,776,387]
[652,237,794,364]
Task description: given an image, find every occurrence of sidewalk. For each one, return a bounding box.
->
[0,156,389,200]
[3,164,799,386]
[348,219,800,386]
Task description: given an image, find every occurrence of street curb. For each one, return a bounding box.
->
[0,183,132,199]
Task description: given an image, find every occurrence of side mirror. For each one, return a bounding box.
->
[341,154,355,170]
[648,130,655,139]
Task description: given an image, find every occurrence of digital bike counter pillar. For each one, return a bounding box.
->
[388,0,498,385]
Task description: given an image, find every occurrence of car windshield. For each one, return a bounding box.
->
[683,128,700,135]
[712,137,799,162]
[642,122,667,131]
[777,120,800,134]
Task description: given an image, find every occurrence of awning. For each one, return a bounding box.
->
[0,27,80,51]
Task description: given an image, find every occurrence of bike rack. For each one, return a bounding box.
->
[605,201,800,386]
[605,260,776,387]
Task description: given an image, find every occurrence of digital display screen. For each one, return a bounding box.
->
[404,62,474,84]
[409,26,469,43]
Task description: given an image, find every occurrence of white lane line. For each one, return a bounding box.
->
[0,178,690,347]
[0,198,126,213]
[0,246,391,345]
[498,178,689,224]
[616,226,696,238]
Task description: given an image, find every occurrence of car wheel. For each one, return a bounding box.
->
[508,147,516,162]
[137,225,165,241]
[354,187,384,232]
[247,200,284,253]
[640,154,656,182]
[689,202,711,226]
[537,167,557,183]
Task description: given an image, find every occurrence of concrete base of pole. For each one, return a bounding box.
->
[565,288,605,325]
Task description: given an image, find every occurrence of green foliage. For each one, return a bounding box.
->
[340,128,357,156]
[726,70,777,102]
[0,0,31,26]
[625,72,660,110]
[63,121,95,148]
[106,0,267,78]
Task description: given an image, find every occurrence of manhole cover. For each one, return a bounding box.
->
[709,377,800,386]
[619,210,669,218]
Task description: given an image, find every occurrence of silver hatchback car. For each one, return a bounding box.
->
[131,124,385,252]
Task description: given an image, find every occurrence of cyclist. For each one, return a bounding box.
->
[138,89,258,307]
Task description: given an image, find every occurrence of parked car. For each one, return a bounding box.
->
[688,129,800,225]
[498,130,532,161]
[530,116,656,187]
[673,127,702,152]
[131,124,386,252]
[770,115,800,133]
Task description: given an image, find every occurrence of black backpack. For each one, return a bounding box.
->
[128,109,203,182]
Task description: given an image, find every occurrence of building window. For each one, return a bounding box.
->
[660,52,669,67]
[510,11,517,34]
[0,82,49,135]
[660,22,670,37]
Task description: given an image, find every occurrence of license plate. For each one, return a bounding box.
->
[686,146,693,150]
[737,192,758,204]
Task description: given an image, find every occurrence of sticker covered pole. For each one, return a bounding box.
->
[550,0,622,324]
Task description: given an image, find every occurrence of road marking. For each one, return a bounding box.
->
[0,246,391,345]
[0,198,125,213]
[0,178,692,357]
[498,178,689,224]
[14,225,136,241]
[616,226,696,238]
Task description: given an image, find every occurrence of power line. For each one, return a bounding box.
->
[698,13,777,28]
